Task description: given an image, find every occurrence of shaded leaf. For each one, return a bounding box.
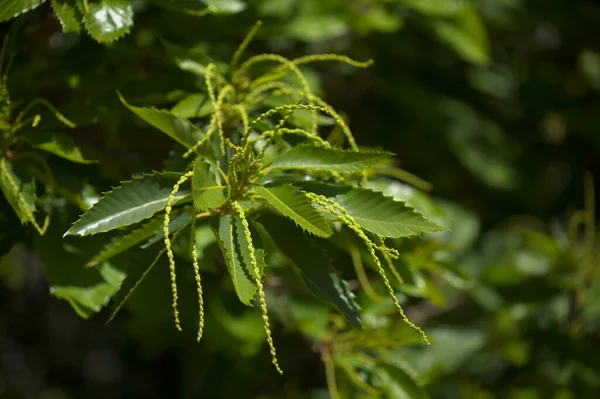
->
[118,92,205,148]
[192,159,226,212]
[22,131,97,163]
[86,217,163,267]
[0,0,46,23]
[51,262,125,318]
[65,172,191,237]
[259,215,362,329]
[334,189,445,238]
[141,210,192,249]
[36,222,127,319]
[268,144,392,173]
[83,0,133,43]
[256,184,332,238]
[212,215,265,306]
[0,157,37,225]
[51,0,82,33]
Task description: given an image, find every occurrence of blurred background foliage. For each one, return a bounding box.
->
[1,0,599,398]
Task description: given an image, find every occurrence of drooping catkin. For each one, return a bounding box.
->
[237,53,318,134]
[232,201,283,374]
[190,215,205,342]
[307,193,430,344]
[164,170,194,331]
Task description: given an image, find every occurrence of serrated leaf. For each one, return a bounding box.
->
[212,215,265,306]
[83,0,133,43]
[65,172,191,237]
[256,184,332,238]
[334,189,445,238]
[171,93,213,118]
[192,159,226,212]
[0,0,46,23]
[268,144,392,173]
[86,217,163,267]
[259,216,362,329]
[118,92,205,149]
[22,131,97,163]
[0,157,37,225]
[51,0,82,33]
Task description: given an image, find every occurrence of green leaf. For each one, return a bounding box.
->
[0,0,46,23]
[118,92,205,149]
[432,8,490,66]
[36,222,127,319]
[256,184,332,238]
[201,0,245,13]
[268,144,392,173]
[50,0,82,33]
[212,215,265,306]
[396,0,468,17]
[86,217,163,267]
[374,362,429,399]
[51,262,125,318]
[334,189,445,238]
[0,157,37,225]
[148,0,245,15]
[192,159,226,212]
[65,172,191,237]
[83,0,133,43]
[22,131,97,164]
[171,93,213,118]
[259,216,362,329]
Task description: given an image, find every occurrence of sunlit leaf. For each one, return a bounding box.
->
[268,144,392,173]
[65,172,191,236]
[118,92,205,149]
[22,131,97,164]
[83,0,133,43]
[50,0,82,33]
[192,158,226,212]
[256,184,332,238]
[0,0,46,23]
[334,189,445,238]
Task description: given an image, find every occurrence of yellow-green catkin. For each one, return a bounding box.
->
[205,64,228,154]
[307,193,430,345]
[237,53,317,134]
[190,216,205,342]
[232,201,283,374]
[163,170,194,331]
[375,236,404,285]
[231,20,263,70]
